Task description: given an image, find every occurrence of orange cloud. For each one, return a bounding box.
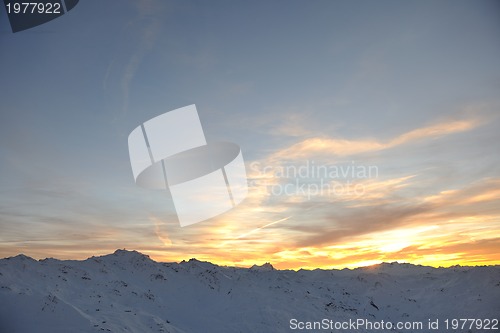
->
[268,118,480,161]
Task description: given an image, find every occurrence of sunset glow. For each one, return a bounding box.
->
[1,0,499,270]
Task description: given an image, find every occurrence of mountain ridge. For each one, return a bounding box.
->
[1,249,499,332]
[4,249,498,270]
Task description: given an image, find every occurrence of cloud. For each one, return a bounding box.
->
[422,178,500,207]
[332,175,417,206]
[393,237,500,266]
[271,113,316,138]
[213,174,500,268]
[292,203,433,248]
[267,118,481,161]
[150,216,172,247]
[117,0,165,119]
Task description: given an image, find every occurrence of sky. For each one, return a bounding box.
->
[0,0,499,269]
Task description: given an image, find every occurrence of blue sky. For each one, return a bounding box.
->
[1,0,499,268]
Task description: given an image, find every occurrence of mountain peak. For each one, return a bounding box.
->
[113,249,146,256]
[7,254,36,262]
[250,262,275,271]
[101,249,152,262]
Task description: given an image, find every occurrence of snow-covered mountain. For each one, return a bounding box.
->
[0,250,498,333]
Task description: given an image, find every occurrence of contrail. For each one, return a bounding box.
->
[223,202,324,244]
[234,215,293,240]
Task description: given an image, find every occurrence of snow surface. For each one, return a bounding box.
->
[0,250,498,332]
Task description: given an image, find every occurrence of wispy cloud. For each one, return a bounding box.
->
[150,216,172,247]
[118,0,165,119]
[267,118,481,161]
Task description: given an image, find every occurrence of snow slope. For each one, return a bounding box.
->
[0,250,498,333]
